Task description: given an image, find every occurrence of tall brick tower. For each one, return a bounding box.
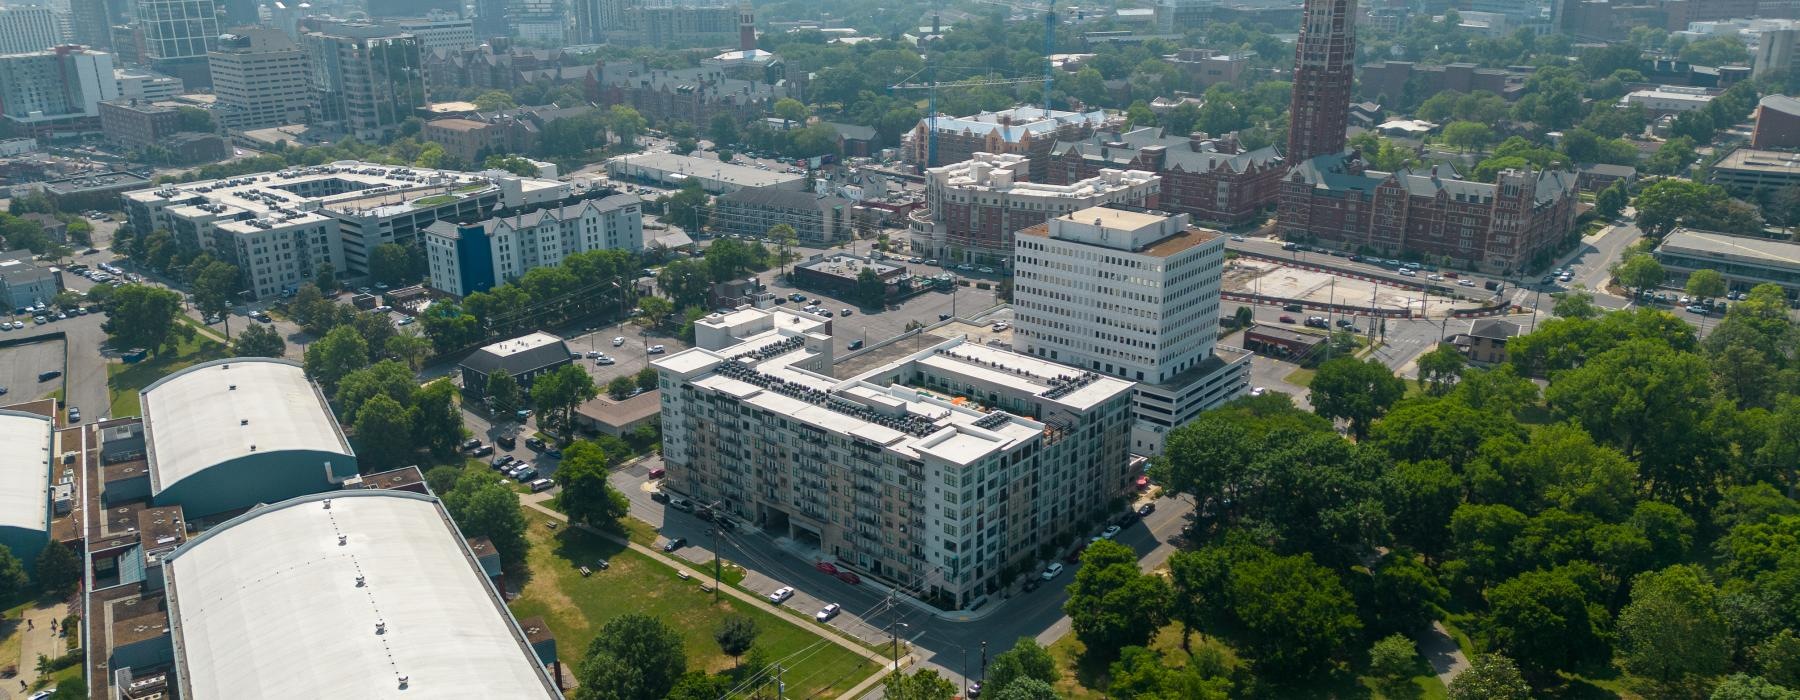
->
[1286,0,1357,163]
[739,4,757,51]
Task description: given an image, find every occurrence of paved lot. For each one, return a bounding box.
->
[1225,258,1475,315]
[562,323,680,389]
[0,333,65,402]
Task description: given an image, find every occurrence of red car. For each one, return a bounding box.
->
[836,571,861,585]
[814,561,839,575]
[1278,315,1296,324]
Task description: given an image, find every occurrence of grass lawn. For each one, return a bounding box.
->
[507,510,878,698]
[107,331,228,417]
[1285,367,1317,387]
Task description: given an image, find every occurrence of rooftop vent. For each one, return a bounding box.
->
[355,574,366,587]
[338,534,348,546]
[322,498,331,509]
[375,621,387,635]
[398,676,409,690]
[240,419,249,426]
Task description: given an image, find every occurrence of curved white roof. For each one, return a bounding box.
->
[140,358,353,493]
[0,410,53,533]
[163,491,559,699]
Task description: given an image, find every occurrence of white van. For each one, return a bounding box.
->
[529,478,554,492]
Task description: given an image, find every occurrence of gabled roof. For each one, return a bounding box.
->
[1469,318,1520,340]
[1289,151,1576,205]
[1053,127,1282,175]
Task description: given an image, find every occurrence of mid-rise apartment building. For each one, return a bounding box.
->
[0,5,64,55]
[124,161,569,294]
[302,23,427,141]
[655,306,1135,610]
[1047,127,1284,228]
[593,61,791,131]
[0,46,118,129]
[713,185,854,245]
[908,151,1160,269]
[594,0,740,48]
[423,191,643,296]
[1278,153,1579,273]
[114,67,183,101]
[209,29,313,131]
[1012,206,1249,455]
[1357,60,1527,103]
[396,12,480,53]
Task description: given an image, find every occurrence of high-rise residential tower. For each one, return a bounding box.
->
[0,5,65,55]
[1285,0,1355,163]
[301,23,426,141]
[209,29,312,131]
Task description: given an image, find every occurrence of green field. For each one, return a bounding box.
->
[106,331,229,417]
[507,510,878,698]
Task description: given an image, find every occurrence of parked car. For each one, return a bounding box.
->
[1686,304,1708,314]
[769,586,795,604]
[1278,315,1296,324]
[38,370,61,381]
[648,344,666,354]
[1040,563,1065,580]
[836,570,861,585]
[525,436,546,450]
[1137,503,1156,517]
[841,308,853,316]
[663,537,688,552]
[815,561,839,575]
[530,478,554,492]
[67,406,80,422]
[471,445,494,456]
[1101,525,1121,539]
[848,339,864,350]
[613,336,626,346]
[816,603,841,622]
[596,355,615,365]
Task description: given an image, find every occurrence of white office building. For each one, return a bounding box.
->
[208,29,312,131]
[655,306,1135,610]
[1012,206,1249,455]
[1622,86,1716,114]
[123,161,570,296]
[396,12,479,53]
[423,193,644,297]
[114,67,183,101]
[0,5,64,55]
[0,46,117,126]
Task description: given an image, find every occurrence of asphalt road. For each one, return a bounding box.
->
[603,460,1195,690]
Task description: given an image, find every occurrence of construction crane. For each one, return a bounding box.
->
[891,0,1060,170]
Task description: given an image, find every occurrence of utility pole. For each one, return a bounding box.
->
[979,640,988,680]
[775,663,785,700]
[706,499,725,602]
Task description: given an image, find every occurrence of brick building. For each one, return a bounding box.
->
[908,151,1160,268]
[1356,61,1527,103]
[590,61,790,129]
[1047,127,1284,228]
[98,99,180,151]
[1287,0,1357,164]
[1277,153,1579,273]
[1166,48,1250,89]
[713,185,854,245]
[1752,94,1800,150]
[903,106,1118,178]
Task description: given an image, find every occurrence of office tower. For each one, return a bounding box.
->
[1012,206,1249,455]
[302,23,426,141]
[0,46,119,128]
[69,0,116,48]
[136,0,221,60]
[395,12,479,53]
[209,29,311,130]
[1286,0,1355,163]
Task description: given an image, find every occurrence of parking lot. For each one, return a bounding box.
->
[1224,258,1477,316]
[0,335,65,402]
[562,322,686,389]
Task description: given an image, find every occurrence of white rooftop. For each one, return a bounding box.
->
[140,358,353,494]
[478,331,565,357]
[0,410,52,533]
[163,491,559,699]
[931,152,1158,200]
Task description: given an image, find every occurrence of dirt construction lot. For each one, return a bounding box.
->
[1223,258,1475,316]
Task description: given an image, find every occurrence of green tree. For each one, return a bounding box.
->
[1368,549,1449,636]
[1107,645,1231,699]
[102,284,194,356]
[1369,633,1418,685]
[1756,631,1800,689]
[1552,288,1600,319]
[1486,564,1611,682]
[315,261,337,292]
[1449,654,1531,700]
[230,323,286,357]
[638,294,674,329]
[1226,547,1362,674]
[1617,565,1730,689]
[0,545,25,608]
[656,258,712,309]
[1309,356,1407,439]
[768,223,798,272]
[472,90,517,111]
[1416,343,1467,396]
[664,182,710,236]
[486,369,522,417]
[352,394,415,469]
[990,678,1061,700]
[385,332,433,372]
[1612,252,1666,297]
[334,360,417,424]
[575,613,688,700]
[709,112,741,146]
[1686,268,1728,304]
[1064,540,1172,659]
[773,97,809,124]
[1545,340,1720,508]
[1596,181,1628,219]
[33,540,80,596]
[369,242,418,287]
[555,440,629,526]
[484,153,539,176]
[606,105,647,146]
[304,325,370,391]
[1635,178,1727,237]
[531,364,599,440]
[713,615,758,669]
[411,379,464,460]
[1710,675,1800,700]
[984,637,1057,697]
[855,267,886,308]
[1442,120,1496,152]
[607,375,636,400]
[189,259,241,328]
[442,465,530,572]
[666,671,731,700]
[635,366,658,391]
[882,669,957,700]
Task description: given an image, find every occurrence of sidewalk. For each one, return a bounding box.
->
[517,497,906,695]
[763,534,1012,625]
[10,600,71,695]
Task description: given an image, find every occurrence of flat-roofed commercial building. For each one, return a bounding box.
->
[160,490,560,698]
[1654,228,1800,298]
[1712,148,1800,194]
[0,409,53,573]
[124,161,570,294]
[137,358,358,517]
[605,151,806,194]
[458,332,574,400]
[1012,206,1248,455]
[655,307,1134,610]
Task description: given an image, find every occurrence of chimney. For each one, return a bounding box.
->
[1188,132,1205,152]
[1140,144,1167,170]
[933,13,941,33]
